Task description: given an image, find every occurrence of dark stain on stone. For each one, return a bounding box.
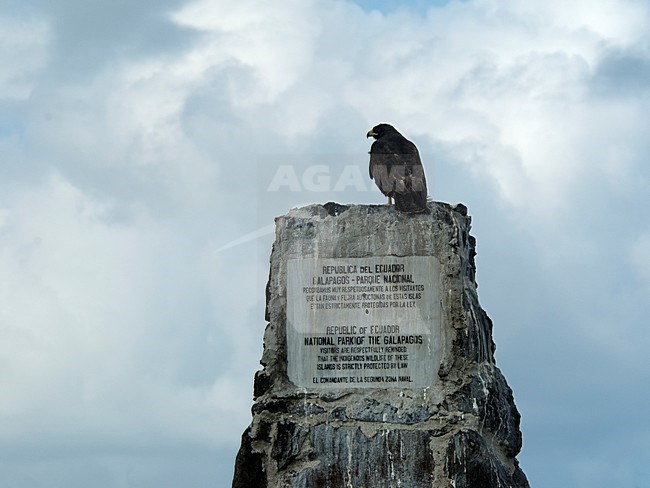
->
[272,420,310,471]
[295,426,435,487]
[323,202,349,216]
[445,429,527,488]
[253,370,272,399]
[232,426,267,488]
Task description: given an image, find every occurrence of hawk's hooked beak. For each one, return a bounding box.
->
[366,129,377,138]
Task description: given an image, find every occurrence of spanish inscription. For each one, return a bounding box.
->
[286,256,441,389]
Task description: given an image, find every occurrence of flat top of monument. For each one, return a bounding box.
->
[282,202,468,220]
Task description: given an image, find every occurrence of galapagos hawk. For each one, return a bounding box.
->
[366,123,428,214]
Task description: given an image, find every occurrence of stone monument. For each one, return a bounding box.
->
[232,202,529,487]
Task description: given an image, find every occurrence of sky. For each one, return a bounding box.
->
[1,0,649,487]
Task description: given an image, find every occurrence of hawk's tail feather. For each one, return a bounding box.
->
[394,191,429,214]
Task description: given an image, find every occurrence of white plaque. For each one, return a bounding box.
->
[286,256,441,389]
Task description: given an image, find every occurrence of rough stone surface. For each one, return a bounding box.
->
[232,202,529,488]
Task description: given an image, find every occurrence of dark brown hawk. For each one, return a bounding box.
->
[366,123,428,213]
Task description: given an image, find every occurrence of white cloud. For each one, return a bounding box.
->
[510,0,650,45]
[172,0,320,102]
[631,231,650,291]
[178,0,650,219]
[0,174,251,451]
[2,0,650,486]
[0,13,49,101]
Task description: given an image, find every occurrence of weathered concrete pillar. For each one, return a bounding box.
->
[232,202,529,487]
